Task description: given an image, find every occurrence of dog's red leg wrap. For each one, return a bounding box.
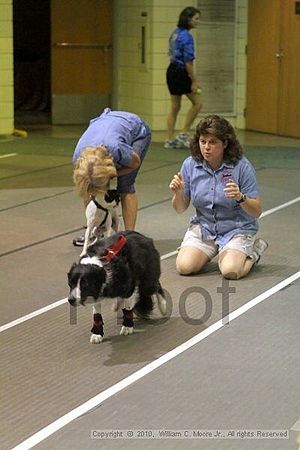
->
[91,313,104,336]
[122,309,134,328]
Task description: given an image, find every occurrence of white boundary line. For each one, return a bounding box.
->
[1,195,300,334]
[161,250,177,260]
[0,299,67,333]
[12,269,300,450]
[260,195,300,218]
[0,152,17,159]
[291,417,300,431]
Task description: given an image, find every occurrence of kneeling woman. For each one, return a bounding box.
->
[169,115,268,279]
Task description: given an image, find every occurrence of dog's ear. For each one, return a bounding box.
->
[67,262,77,276]
[105,189,120,204]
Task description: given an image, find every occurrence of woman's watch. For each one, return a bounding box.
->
[236,193,246,203]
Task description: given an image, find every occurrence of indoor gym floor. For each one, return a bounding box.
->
[0,125,300,450]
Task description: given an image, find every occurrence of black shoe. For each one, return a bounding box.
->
[72,229,105,247]
[72,234,85,247]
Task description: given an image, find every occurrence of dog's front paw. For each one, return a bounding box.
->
[90,333,104,344]
[120,326,133,336]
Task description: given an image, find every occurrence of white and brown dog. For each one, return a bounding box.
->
[80,189,121,257]
[68,231,167,343]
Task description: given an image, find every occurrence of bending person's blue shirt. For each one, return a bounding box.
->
[73,108,150,170]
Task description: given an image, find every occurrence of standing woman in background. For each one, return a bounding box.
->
[165,6,202,149]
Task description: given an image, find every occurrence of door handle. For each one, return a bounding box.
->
[53,42,112,50]
[275,50,284,59]
[53,42,112,64]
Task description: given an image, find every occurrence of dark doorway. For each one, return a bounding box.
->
[13,0,51,126]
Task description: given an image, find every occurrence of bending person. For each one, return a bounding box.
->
[72,108,151,246]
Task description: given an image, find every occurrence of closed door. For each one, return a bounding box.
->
[246,0,300,137]
[51,0,113,124]
[277,1,300,136]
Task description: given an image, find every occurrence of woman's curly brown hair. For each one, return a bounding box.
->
[73,146,117,204]
[190,115,243,164]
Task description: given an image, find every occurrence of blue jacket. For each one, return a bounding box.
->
[168,27,195,68]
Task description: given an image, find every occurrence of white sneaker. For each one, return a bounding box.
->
[176,132,190,148]
[164,138,183,149]
[253,238,268,263]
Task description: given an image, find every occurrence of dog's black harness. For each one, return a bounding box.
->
[92,197,109,227]
[91,189,120,228]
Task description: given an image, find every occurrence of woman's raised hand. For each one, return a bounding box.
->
[169,172,185,193]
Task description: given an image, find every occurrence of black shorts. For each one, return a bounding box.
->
[166,62,192,96]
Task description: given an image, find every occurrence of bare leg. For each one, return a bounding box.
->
[176,246,210,275]
[218,249,255,280]
[121,192,138,230]
[182,92,202,133]
[167,95,181,140]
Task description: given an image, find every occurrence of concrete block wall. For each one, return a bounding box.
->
[150,0,193,132]
[113,0,153,125]
[114,0,195,134]
[0,0,248,136]
[0,0,14,135]
[235,0,248,129]
[114,0,248,133]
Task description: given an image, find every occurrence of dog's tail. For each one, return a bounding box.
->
[134,293,153,319]
[134,282,167,319]
[156,282,167,316]
[157,281,164,297]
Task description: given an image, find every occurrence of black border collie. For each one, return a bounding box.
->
[68,231,167,343]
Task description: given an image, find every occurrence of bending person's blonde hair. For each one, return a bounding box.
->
[73,146,117,204]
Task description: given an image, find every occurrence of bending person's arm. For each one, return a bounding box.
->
[117,151,141,176]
